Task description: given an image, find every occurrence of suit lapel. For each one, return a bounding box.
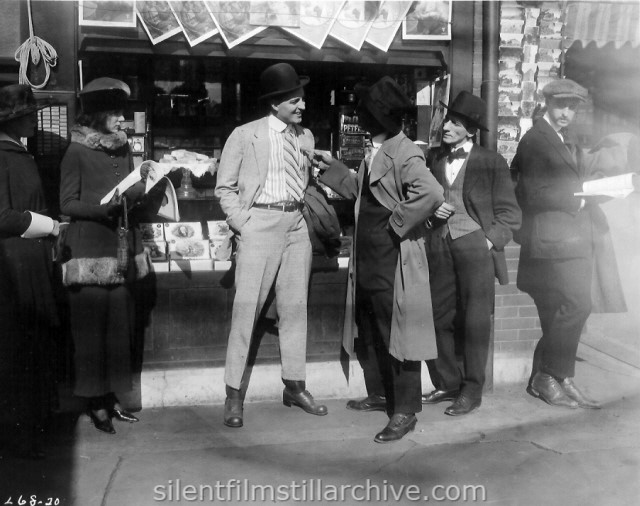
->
[462,146,480,196]
[252,117,271,183]
[537,119,579,174]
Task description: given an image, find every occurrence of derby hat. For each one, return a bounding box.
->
[354,76,413,133]
[79,77,131,114]
[259,63,309,101]
[0,84,51,124]
[441,91,488,131]
[542,79,587,102]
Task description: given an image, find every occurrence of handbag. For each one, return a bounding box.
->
[302,181,342,257]
[61,196,150,286]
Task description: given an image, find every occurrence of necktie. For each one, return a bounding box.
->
[447,147,467,163]
[283,127,305,201]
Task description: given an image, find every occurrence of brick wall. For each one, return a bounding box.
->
[493,243,540,385]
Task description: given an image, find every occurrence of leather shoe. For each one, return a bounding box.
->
[346,394,386,412]
[223,386,244,428]
[283,388,328,416]
[374,413,417,443]
[444,393,481,416]
[422,388,460,404]
[528,371,578,408]
[87,409,116,434]
[111,408,139,423]
[560,378,601,409]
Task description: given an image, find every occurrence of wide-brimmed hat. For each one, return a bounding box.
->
[79,77,130,114]
[0,84,51,124]
[441,91,488,131]
[542,79,588,102]
[354,76,412,133]
[259,63,309,101]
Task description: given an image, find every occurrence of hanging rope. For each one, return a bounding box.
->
[14,0,58,89]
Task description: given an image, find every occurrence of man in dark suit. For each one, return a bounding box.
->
[422,91,521,416]
[512,79,609,409]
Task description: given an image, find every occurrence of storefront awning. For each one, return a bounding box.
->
[564,1,640,49]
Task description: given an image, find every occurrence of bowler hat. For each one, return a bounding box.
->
[259,63,309,101]
[542,79,587,102]
[441,91,488,131]
[0,84,51,124]
[354,76,412,133]
[79,77,130,114]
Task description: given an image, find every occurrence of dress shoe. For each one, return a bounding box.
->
[223,385,244,428]
[111,408,139,423]
[282,380,328,416]
[528,371,578,408]
[87,409,116,434]
[444,393,481,416]
[374,413,417,443]
[346,394,386,412]
[560,378,601,409]
[422,388,460,404]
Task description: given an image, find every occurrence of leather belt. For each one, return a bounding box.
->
[252,202,303,212]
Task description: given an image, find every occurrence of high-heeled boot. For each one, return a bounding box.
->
[223,385,244,428]
[87,396,116,434]
[105,392,139,423]
[282,379,328,416]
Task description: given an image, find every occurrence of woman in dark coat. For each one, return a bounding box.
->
[0,84,60,458]
[59,78,152,434]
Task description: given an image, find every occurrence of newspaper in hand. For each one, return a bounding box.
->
[574,172,638,199]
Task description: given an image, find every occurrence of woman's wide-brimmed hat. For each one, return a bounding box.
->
[258,63,309,101]
[354,76,413,133]
[0,84,51,124]
[440,91,488,131]
[79,77,131,114]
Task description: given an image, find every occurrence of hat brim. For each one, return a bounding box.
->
[544,93,587,102]
[0,101,52,124]
[440,101,489,131]
[258,76,310,101]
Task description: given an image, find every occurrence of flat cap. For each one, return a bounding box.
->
[542,79,588,101]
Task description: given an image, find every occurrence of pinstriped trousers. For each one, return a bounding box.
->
[224,207,312,390]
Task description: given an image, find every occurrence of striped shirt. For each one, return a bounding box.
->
[255,115,304,204]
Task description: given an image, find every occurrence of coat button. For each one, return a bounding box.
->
[115,171,121,176]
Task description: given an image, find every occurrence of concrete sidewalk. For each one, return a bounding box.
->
[2,343,639,506]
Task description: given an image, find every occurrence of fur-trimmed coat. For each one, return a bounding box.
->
[59,125,149,285]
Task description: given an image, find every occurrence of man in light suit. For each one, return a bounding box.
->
[513,79,619,409]
[215,63,327,428]
[422,91,521,416]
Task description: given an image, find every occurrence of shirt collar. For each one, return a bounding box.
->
[0,132,27,149]
[371,133,386,149]
[543,113,563,136]
[268,114,288,133]
[450,140,473,153]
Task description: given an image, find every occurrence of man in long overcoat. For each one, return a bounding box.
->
[314,76,444,443]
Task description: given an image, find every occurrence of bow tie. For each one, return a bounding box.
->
[446,148,467,163]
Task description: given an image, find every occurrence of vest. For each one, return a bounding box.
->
[444,159,481,240]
